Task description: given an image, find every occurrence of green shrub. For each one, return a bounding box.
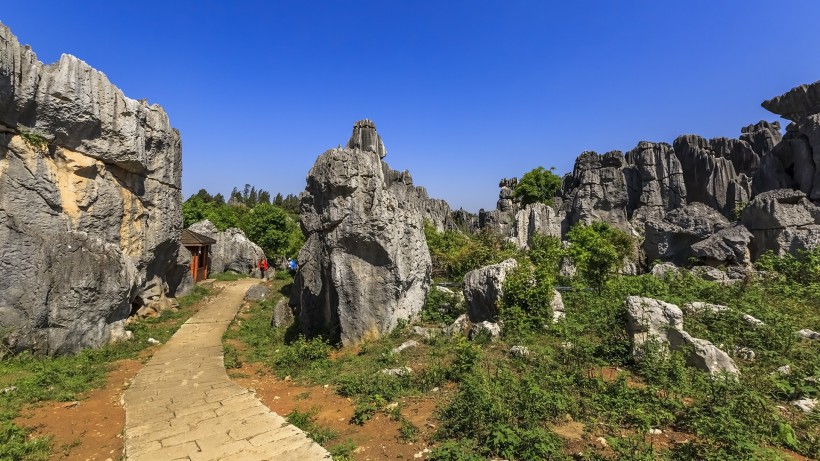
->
[421,287,464,324]
[424,222,519,282]
[566,222,634,292]
[513,166,562,207]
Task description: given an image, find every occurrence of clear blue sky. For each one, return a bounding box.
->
[3,1,820,211]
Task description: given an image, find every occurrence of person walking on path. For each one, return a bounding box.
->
[258,258,268,279]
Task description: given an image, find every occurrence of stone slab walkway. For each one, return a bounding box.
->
[122,279,331,461]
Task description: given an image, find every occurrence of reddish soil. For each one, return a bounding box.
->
[13,358,144,461]
[231,361,442,460]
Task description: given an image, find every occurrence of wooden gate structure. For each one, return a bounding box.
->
[181,229,217,283]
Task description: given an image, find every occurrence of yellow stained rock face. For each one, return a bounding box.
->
[118,181,145,257]
[52,146,98,223]
[9,134,146,257]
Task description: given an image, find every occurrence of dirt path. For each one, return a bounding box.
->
[122,279,330,461]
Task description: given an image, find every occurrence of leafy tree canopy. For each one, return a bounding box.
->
[513,166,562,207]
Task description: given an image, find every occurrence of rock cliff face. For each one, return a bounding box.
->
[295,120,432,346]
[0,23,184,355]
[187,220,265,276]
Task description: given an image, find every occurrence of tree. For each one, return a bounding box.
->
[239,204,303,259]
[513,166,562,207]
[566,222,633,293]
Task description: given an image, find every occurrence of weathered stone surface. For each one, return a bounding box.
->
[244,284,272,302]
[643,203,730,265]
[347,119,386,158]
[295,120,432,346]
[762,80,820,123]
[510,202,563,249]
[741,189,820,259]
[188,220,265,276]
[550,289,565,323]
[469,321,501,341]
[0,23,184,355]
[383,167,454,232]
[271,298,295,328]
[690,224,753,266]
[625,142,687,222]
[463,258,518,322]
[626,296,739,375]
[650,262,680,278]
[561,151,638,234]
[673,135,749,218]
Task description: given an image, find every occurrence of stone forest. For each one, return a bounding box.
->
[1,19,819,461]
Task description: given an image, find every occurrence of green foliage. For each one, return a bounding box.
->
[424,222,519,281]
[225,249,820,460]
[755,247,820,301]
[513,166,562,207]
[421,287,464,324]
[239,203,303,259]
[19,129,49,151]
[328,438,357,461]
[399,418,419,442]
[0,421,50,461]
[183,187,304,259]
[285,408,338,444]
[566,222,634,292]
[350,398,381,425]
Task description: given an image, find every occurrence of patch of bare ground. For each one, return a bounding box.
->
[13,357,144,461]
[231,360,444,460]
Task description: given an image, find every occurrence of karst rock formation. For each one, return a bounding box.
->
[478,80,820,267]
[0,22,186,355]
[294,119,433,346]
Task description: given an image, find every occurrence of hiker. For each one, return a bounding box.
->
[287,257,298,274]
[259,258,268,278]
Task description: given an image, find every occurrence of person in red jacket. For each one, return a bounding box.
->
[258,258,268,278]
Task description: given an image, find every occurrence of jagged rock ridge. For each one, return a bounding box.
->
[0,22,185,355]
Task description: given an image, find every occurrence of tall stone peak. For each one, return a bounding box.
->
[347,118,386,158]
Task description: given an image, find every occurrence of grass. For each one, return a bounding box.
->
[0,284,212,460]
[224,253,820,460]
[210,271,248,282]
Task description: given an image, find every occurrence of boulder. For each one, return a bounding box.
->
[469,321,502,341]
[0,23,184,355]
[271,298,295,328]
[550,289,565,323]
[741,189,820,259]
[187,220,265,276]
[391,340,419,354]
[690,224,753,266]
[625,296,739,376]
[463,258,518,322]
[244,284,272,302]
[650,262,680,278]
[643,203,730,265]
[384,167,455,232]
[295,120,432,346]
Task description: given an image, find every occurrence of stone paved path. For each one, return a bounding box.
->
[122,279,331,461]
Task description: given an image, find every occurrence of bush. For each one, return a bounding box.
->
[566,222,634,292]
[424,223,519,282]
[513,166,562,207]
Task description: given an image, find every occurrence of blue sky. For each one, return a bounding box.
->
[3,1,820,211]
